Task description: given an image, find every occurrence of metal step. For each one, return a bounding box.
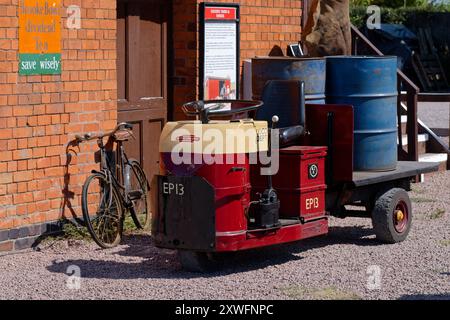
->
[398,133,429,146]
[419,153,448,171]
[419,153,448,162]
[399,102,449,171]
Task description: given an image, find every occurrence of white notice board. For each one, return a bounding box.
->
[201,3,240,100]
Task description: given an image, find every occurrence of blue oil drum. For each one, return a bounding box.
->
[252,57,326,104]
[326,56,398,171]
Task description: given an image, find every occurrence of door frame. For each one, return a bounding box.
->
[115,0,173,175]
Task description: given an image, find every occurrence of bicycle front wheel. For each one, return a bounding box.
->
[82,173,123,248]
[126,159,151,230]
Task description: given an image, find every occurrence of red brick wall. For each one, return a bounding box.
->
[0,0,117,241]
[172,0,303,120]
[0,0,302,251]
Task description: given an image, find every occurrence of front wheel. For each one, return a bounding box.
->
[82,173,124,248]
[371,188,412,244]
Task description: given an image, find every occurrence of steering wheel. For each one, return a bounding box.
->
[182,99,263,124]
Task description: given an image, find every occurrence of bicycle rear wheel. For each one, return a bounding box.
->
[82,173,123,248]
[126,159,151,230]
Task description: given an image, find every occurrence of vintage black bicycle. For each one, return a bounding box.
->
[76,122,150,248]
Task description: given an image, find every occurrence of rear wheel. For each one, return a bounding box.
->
[371,188,412,244]
[82,173,124,248]
[126,159,151,230]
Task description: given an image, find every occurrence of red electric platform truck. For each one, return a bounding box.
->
[152,80,439,272]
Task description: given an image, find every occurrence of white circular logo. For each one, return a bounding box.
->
[309,164,319,179]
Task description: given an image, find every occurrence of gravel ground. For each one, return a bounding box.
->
[0,171,449,300]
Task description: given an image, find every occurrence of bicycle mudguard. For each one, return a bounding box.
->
[128,159,150,189]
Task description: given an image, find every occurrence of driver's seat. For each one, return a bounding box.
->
[256,80,306,147]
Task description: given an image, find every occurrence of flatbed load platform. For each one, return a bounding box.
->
[352,161,440,187]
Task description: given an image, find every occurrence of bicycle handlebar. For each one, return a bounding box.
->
[75,122,133,142]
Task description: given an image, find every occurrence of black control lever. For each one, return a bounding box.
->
[267,115,279,190]
[252,115,281,229]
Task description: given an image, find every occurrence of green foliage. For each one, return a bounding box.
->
[439,239,450,247]
[428,208,446,220]
[411,197,435,203]
[371,0,426,8]
[350,0,372,6]
[281,285,361,300]
[350,6,369,27]
[350,3,450,28]
[123,215,136,233]
[61,220,92,241]
[351,0,448,9]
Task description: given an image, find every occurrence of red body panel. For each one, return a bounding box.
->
[299,104,354,183]
[270,185,327,220]
[196,155,250,234]
[251,146,327,189]
[160,145,329,252]
[277,146,327,188]
[298,185,327,220]
[161,152,251,235]
[216,219,328,251]
[251,146,327,219]
[213,146,329,251]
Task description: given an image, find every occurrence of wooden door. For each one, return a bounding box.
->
[117,0,168,182]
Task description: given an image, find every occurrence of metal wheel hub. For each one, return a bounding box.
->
[393,201,408,233]
[395,210,405,222]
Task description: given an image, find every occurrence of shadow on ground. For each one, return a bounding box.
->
[46,224,380,280]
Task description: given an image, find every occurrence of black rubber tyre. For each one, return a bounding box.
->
[127,159,151,230]
[371,188,412,244]
[82,173,123,248]
[178,250,220,273]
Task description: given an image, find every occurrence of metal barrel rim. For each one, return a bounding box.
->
[325,55,399,60]
[326,93,398,98]
[354,129,398,134]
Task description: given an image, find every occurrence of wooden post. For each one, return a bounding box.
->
[397,76,404,157]
[406,87,419,162]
